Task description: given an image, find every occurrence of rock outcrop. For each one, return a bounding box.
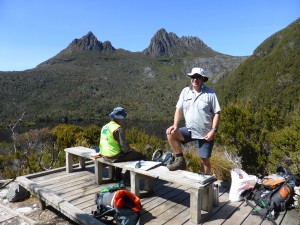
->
[65,31,115,53]
[143,28,216,57]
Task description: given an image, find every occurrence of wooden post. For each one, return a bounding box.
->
[144,176,154,193]
[79,157,85,169]
[66,152,73,173]
[130,171,140,197]
[39,198,46,210]
[108,165,113,179]
[94,160,103,185]
[190,188,202,224]
[201,183,213,212]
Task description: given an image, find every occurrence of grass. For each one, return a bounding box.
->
[183,143,234,181]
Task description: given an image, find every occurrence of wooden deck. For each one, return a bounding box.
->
[16,163,299,225]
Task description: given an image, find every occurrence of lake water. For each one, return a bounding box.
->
[0,120,175,143]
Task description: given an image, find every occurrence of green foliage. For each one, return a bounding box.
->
[216,18,300,117]
[0,152,19,178]
[51,124,83,148]
[125,127,167,160]
[82,124,101,147]
[267,105,300,175]
[218,101,284,175]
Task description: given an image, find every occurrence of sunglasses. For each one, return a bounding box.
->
[190,75,203,80]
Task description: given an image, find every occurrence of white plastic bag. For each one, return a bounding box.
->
[229,168,257,201]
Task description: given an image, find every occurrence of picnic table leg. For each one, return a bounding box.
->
[201,183,213,212]
[108,166,113,179]
[144,176,154,193]
[94,160,103,185]
[190,188,202,224]
[39,198,46,210]
[66,152,73,173]
[79,157,85,169]
[130,171,140,197]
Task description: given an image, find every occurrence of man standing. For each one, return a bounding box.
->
[100,106,146,183]
[166,67,221,174]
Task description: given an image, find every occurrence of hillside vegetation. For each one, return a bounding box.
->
[0,19,299,178]
[215,18,300,174]
[216,18,300,115]
[0,29,245,124]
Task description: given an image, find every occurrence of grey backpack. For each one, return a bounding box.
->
[151,149,174,166]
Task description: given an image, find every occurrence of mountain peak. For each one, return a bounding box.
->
[62,31,115,53]
[143,28,215,57]
[37,32,116,66]
[142,29,179,57]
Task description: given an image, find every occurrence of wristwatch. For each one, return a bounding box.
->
[212,128,218,132]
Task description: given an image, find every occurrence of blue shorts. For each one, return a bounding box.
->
[179,127,214,158]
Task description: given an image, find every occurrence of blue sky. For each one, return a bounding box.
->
[0,0,299,71]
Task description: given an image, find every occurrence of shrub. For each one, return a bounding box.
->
[125,127,167,159]
[183,144,234,181]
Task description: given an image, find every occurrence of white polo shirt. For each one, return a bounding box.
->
[176,86,221,139]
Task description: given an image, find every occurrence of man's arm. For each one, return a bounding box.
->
[166,107,183,135]
[113,127,131,153]
[205,112,220,141]
[212,112,220,130]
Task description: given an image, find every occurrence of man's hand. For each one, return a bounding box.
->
[204,130,216,141]
[166,125,177,135]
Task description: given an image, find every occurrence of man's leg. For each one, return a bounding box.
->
[114,167,123,182]
[166,128,187,171]
[201,158,211,175]
[167,129,184,154]
[120,150,146,161]
[196,139,214,175]
[115,150,146,186]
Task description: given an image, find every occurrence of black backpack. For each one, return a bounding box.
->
[244,166,296,225]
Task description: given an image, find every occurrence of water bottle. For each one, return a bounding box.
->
[213,183,219,207]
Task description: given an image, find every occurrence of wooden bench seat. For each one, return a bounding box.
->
[64,146,217,224]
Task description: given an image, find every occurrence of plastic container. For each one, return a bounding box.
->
[213,183,219,207]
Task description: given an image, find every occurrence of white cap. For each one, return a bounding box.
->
[187,67,208,82]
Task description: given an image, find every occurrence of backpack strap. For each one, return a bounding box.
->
[244,185,279,225]
[251,207,278,225]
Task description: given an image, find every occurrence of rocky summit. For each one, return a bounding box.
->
[143,28,216,57]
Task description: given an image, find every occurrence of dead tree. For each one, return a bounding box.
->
[8,112,25,153]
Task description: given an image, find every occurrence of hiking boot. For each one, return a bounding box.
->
[167,156,186,171]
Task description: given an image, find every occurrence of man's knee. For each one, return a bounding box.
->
[168,130,184,142]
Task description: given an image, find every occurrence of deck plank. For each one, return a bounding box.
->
[143,197,190,225]
[142,185,187,212]
[143,188,189,223]
[33,169,92,184]
[202,198,244,224]
[15,164,299,225]
[142,186,190,222]
[141,183,182,208]
[280,209,299,225]
[164,207,190,225]
[0,206,15,222]
[222,201,254,225]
